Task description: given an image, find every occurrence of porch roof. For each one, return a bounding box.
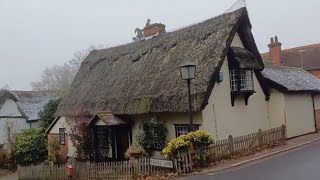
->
[88,111,127,126]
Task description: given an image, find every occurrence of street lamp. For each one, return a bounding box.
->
[180,61,196,132]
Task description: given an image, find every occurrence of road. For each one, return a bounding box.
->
[183,141,320,180]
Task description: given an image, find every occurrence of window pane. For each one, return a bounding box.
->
[230,69,254,91]
[175,125,200,137]
[59,128,65,145]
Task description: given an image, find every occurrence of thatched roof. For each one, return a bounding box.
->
[262,62,320,93]
[229,47,263,69]
[0,90,17,108]
[56,8,263,116]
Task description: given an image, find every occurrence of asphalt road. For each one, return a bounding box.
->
[183,140,320,180]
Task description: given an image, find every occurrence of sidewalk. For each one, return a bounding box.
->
[0,172,17,180]
[186,132,320,176]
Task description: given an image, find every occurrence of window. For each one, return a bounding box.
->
[150,130,162,149]
[175,124,200,138]
[96,126,109,148]
[59,128,66,145]
[229,69,254,91]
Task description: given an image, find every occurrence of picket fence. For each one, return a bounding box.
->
[176,125,286,173]
[18,125,286,179]
[87,158,172,180]
[18,164,69,180]
[18,158,172,180]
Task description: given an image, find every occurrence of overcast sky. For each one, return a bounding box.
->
[1,0,320,90]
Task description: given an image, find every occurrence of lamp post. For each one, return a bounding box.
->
[180,62,196,132]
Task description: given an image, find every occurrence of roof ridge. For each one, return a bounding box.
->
[282,43,320,52]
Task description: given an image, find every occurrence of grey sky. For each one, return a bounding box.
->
[1,0,320,90]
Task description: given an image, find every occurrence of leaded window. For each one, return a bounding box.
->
[59,128,65,145]
[96,126,109,147]
[151,130,162,149]
[229,69,254,92]
[175,124,200,138]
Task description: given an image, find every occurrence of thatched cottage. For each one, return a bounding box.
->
[49,7,320,161]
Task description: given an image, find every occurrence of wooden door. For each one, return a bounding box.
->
[315,110,320,130]
[116,126,130,160]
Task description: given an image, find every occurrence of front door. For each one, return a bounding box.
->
[115,126,130,160]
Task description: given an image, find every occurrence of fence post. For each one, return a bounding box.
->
[228,135,234,157]
[86,161,90,179]
[258,129,263,146]
[281,125,286,140]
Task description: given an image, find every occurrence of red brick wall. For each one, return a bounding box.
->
[308,70,320,79]
[48,134,68,162]
[143,26,165,37]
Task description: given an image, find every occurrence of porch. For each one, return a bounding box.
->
[88,112,132,161]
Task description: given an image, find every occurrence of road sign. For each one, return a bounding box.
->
[150,158,173,168]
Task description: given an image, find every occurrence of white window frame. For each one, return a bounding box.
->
[150,129,162,149]
[229,69,254,91]
[175,124,200,138]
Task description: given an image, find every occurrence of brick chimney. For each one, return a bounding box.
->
[143,23,166,37]
[268,36,282,65]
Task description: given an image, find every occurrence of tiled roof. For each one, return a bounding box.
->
[12,91,60,121]
[262,62,320,92]
[261,43,320,71]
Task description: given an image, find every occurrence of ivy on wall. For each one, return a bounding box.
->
[136,117,167,154]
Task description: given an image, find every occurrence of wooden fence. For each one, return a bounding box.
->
[18,164,69,180]
[18,125,286,179]
[176,125,286,173]
[87,158,171,180]
[18,158,173,180]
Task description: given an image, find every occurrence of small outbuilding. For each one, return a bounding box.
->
[262,62,320,138]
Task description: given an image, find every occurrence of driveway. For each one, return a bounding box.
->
[183,140,320,180]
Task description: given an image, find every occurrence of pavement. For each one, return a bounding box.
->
[181,132,320,180]
[0,172,17,180]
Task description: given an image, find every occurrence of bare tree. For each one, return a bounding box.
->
[31,45,105,91]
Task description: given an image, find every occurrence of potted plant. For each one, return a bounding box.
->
[125,145,145,159]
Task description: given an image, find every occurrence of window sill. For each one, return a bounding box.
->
[230,90,255,106]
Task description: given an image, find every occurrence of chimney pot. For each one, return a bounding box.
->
[268,36,282,65]
[270,37,274,44]
[275,36,278,43]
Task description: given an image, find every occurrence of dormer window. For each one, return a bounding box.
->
[228,47,262,106]
[230,69,254,92]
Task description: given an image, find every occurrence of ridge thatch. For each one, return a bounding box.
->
[56,8,259,116]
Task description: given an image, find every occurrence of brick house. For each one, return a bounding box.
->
[261,36,320,78]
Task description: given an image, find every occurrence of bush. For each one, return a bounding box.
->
[0,149,15,170]
[39,98,61,129]
[14,128,47,165]
[136,117,167,155]
[162,130,213,159]
[48,138,64,165]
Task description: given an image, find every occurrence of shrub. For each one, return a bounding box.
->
[136,117,167,155]
[14,128,47,165]
[0,149,16,170]
[39,98,61,129]
[48,138,64,165]
[162,130,213,159]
